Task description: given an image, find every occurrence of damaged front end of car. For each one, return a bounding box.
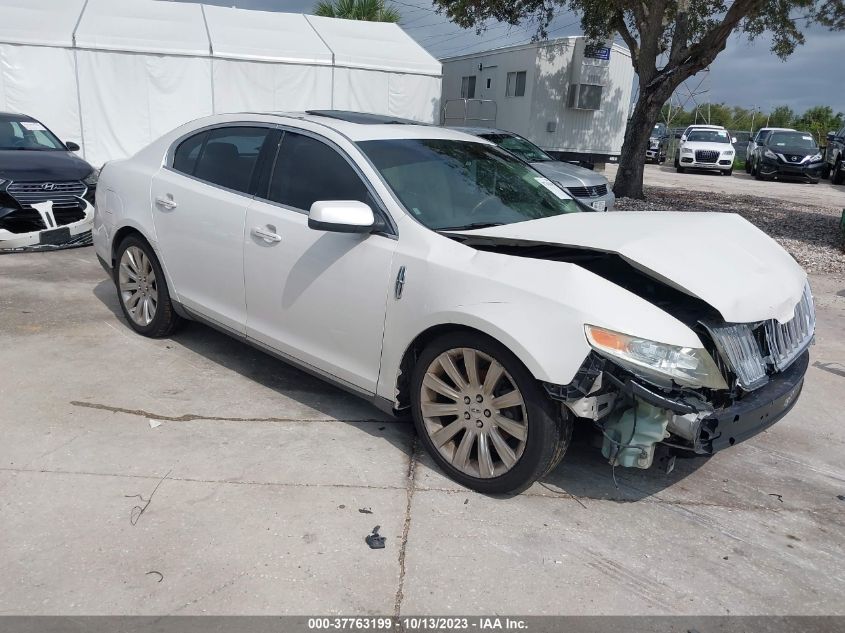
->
[455,230,815,471]
[544,282,814,470]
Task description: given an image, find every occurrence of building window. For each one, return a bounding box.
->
[567,84,603,110]
[460,76,476,99]
[506,71,526,97]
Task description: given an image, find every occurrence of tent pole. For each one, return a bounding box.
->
[72,0,91,161]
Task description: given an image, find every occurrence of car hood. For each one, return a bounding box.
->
[0,149,93,182]
[682,142,733,153]
[450,212,806,324]
[767,146,818,158]
[529,160,608,188]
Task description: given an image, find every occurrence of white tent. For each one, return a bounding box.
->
[0,0,441,166]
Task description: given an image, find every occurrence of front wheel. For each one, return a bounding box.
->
[114,236,181,337]
[411,332,571,494]
[820,162,831,180]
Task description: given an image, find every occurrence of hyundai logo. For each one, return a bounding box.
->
[41,183,56,191]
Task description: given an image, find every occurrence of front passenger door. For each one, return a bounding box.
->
[244,130,398,393]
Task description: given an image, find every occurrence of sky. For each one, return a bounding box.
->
[172,0,844,117]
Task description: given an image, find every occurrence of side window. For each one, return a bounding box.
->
[173,131,208,176]
[268,132,370,212]
[193,126,271,194]
[460,76,476,99]
[506,71,527,97]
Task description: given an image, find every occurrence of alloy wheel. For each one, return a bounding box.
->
[118,245,158,326]
[420,347,528,479]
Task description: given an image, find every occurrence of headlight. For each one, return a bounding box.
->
[681,148,693,154]
[810,153,822,162]
[585,325,728,390]
[764,149,777,159]
[83,169,99,186]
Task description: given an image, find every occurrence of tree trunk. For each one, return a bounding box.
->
[612,89,666,200]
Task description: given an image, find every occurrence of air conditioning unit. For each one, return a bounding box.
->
[567,39,611,111]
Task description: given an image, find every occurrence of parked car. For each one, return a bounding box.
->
[645,122,669,164]
[745,127,795,173]
[94,110,814,494]
[674,125,736,175]
[454,127,615,211]
[751,130,824,183]
[822,125,845,184]
[0,112,97,249]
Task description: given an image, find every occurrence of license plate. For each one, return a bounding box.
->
[39,227,71,246]
[591,200,606,211]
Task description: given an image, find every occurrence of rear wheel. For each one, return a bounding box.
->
[411,332,571,494]
[833,159,844,185]
[114,236,181,338]
[820,161,831,180]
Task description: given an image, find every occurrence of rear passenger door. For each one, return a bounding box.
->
[243,129,398,393]
[151,125,277,333]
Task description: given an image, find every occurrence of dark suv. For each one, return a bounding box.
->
[822,126,845,184]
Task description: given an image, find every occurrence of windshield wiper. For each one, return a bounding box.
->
[437,222,505,232]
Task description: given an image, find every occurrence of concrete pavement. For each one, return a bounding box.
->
[1,247,843,615]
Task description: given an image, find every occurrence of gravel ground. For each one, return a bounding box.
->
[615,186,845,275]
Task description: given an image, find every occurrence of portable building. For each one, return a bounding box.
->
[441,37,634,166]
[0,0,441,166]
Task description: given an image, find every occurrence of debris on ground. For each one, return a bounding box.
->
[146,571,164,583]
[358,507,373,514]
[837,495,845,502]
[615,187,845,275]
[125,469,172,526]
[769,493,784,503]
[365,525,386,549]
[148,419,163,429]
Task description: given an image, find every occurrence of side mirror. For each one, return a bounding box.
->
[65,141,80,151]
[731,136,737,143]
[308,200,377,234]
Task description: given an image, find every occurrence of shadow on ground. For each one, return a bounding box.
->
[94,279,707,502]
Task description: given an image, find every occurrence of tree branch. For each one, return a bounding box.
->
[613,10,640,73]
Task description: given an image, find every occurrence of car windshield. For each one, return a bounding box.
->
[479,133,553,163]
[767,131,817,150]
[687,129,731,143]
[359,138,580,231]
[0,119,64,150]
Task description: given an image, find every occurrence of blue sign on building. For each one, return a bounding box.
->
[584,45,611,60]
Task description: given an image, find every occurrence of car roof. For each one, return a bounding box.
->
[685,124,725,130]
[450,126,513,137]
[758,127,795,132]
[0,112,36,123]
[244,110,488,143]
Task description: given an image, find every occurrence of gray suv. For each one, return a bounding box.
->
[453,127,615,211]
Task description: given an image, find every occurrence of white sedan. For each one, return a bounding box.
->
[93,111,814,494]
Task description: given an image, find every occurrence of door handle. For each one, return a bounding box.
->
[251,226,282,243]
[155,196,177,210]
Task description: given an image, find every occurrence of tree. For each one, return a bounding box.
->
[767,105,796,129]
[314,0,401,22]
[795,105,844,143]
[433,0,845,199]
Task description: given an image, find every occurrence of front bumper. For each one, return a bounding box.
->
[679,154,734,170]
[0,199,94,250]
[698,350,808,453]
[758,157,823,180]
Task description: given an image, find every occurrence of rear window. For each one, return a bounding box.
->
[192,127,271,194]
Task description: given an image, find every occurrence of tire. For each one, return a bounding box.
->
[745,159,751,174]
[114,235,181,338]
[723,167,733,176]
[820,162,831,180]
[754,170,768,181]
[833,159,844,185]
[673,152,680,169]
[676,165,685,173]
[410,331,572,495]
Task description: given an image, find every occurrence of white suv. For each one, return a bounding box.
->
[674,125,737,175]
[93,111,814,494]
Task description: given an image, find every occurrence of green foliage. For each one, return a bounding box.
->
[661,102,843,141]
[314,0,400,22]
